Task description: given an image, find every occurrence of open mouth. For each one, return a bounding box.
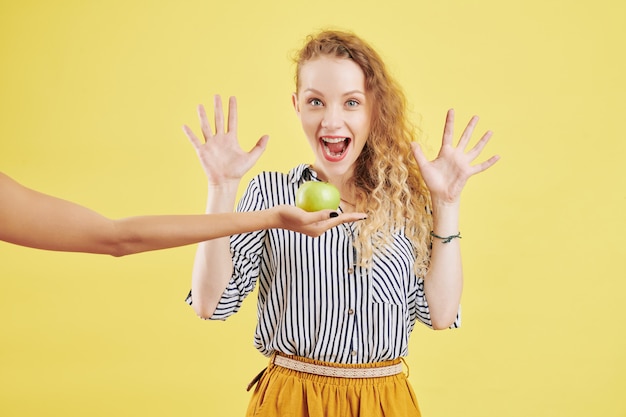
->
[321,136,351,158]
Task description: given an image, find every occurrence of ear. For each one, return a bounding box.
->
[291,93,300,115]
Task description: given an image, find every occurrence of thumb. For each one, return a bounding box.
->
[248,135,270,161]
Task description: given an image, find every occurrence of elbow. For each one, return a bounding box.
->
[430,312,458,330]
[106,227,145,257]
[108,247,129,258]
[194,308,215,321]
[105,222,146,257]
[106,241,136,257]
[192,300,217,320]
[431,319,454,330]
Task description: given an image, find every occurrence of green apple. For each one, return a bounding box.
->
[295,181,341,212]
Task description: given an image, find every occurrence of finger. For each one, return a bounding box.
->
[182,125,203,149]
[213,95,225,134]
[197,104,212,141]
[314,210,367,222]
[337,212,368,223]
[307,211,368,235]
[410,142,430,169]
[320,213,367,229]
[467,130,494,160]
[471,154,501,175]
[306,209,340,224]
[227,96,238,135]
[458,115,479,150]
[441,109,455,147]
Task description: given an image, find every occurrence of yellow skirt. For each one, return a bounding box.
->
[246,354,421,417]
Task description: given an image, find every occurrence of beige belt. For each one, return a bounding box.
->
[273,355,404,379]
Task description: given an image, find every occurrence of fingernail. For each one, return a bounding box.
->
[329,212,339,218]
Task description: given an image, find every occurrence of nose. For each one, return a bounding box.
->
[321,105,342,130]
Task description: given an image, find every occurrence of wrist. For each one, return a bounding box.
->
[431,198,460,221]
[430,199,460,236]
[205,182,240,213]
[207,180,240,194]
[430,230,462,244]
[431,197,460,212]
[265,207,282,229]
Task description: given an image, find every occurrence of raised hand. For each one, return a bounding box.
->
[182,95,269,186]
[411,109,499,204]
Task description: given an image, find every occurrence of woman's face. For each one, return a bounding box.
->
[292,56,372,181]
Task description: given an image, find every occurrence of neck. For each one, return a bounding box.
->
[310,163,357,206]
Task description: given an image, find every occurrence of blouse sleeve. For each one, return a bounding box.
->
[185,176,268,320]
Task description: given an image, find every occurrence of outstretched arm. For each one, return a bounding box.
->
[0,172,364,256]
[411,109,500,329]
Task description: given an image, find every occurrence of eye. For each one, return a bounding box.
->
[308,98,323,106]
[346,99,360,108]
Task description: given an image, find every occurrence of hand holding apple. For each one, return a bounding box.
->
[295,181,341,212]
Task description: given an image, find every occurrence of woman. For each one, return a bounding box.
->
[183,30,499,416]
[0,171,364,255]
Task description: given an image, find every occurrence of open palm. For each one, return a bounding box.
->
[411,109,499,204]
[182,95,269,186]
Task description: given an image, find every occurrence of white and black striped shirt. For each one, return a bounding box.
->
[187,164,460,364]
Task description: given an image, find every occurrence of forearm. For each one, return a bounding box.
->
[190,183,240,319]
[424,199,463,329]
[111,211,274,256]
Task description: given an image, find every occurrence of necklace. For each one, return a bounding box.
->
[340,197,355,206]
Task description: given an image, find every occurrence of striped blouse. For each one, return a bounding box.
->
[186,164,460,364]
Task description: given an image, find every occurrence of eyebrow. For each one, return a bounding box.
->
[303,88,366,97]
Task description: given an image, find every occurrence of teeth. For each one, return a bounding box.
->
[321,137,348,143]
[321,138,349,157]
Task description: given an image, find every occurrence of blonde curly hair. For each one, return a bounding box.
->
[293,30,433,275]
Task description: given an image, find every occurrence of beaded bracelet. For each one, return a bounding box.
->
[430,231,462,244]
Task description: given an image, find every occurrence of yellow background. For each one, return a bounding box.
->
[1,0,625,416]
